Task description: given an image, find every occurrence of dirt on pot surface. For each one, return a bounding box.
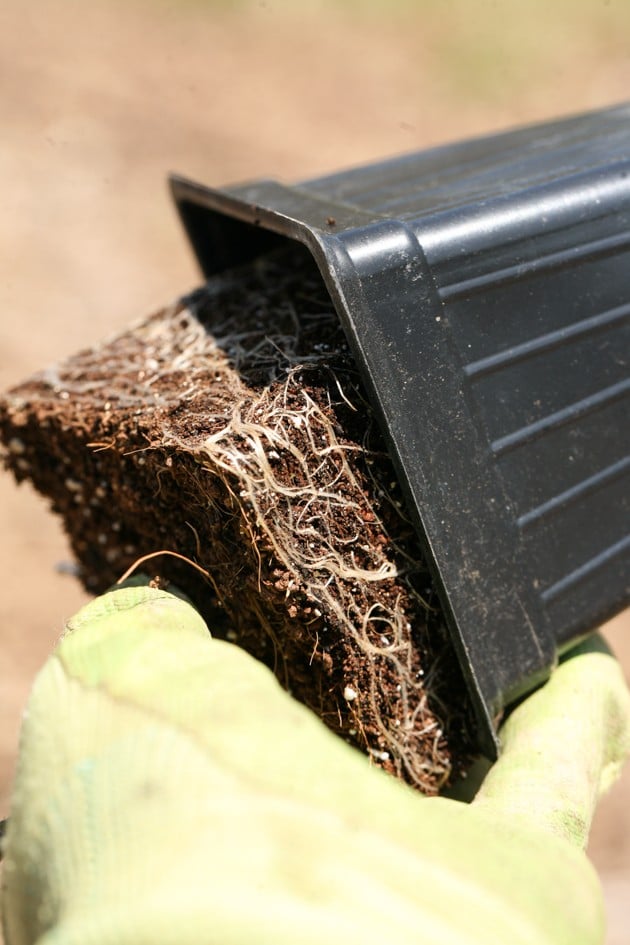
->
[0,244,475,794]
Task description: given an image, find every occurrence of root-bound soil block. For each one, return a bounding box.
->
[0,244,474,793]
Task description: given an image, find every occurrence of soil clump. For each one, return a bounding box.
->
[0,244,474,793]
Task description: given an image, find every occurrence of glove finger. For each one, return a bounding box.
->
[473,634,630,849]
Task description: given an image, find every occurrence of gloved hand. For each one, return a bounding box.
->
[2,582,629,945]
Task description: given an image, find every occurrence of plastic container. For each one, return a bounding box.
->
[171,104,630,755]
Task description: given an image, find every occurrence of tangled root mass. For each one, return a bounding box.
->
[0,244,474,793]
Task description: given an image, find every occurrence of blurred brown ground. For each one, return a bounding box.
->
[0,0,628,940]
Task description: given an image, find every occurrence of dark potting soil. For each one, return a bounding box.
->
[0,244,474,793]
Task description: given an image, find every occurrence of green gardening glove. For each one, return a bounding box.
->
[2,583,629,945]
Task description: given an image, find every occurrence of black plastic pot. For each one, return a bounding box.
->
[171,104,630,756]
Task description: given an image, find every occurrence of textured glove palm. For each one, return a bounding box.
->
[2,583,629,945]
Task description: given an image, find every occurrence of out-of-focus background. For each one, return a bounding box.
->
[0,0,628,940]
